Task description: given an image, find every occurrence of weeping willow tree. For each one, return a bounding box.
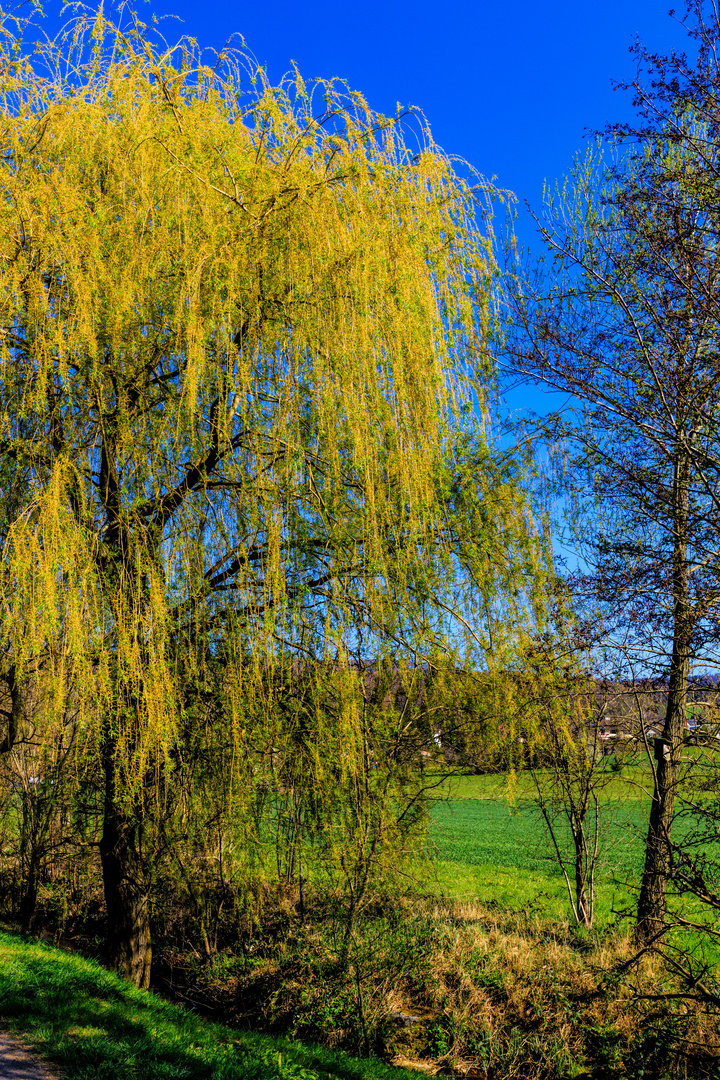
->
[0,7,545,986]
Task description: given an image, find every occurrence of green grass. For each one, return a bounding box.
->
[0,931,420,1080]
[429,796,649,874]
[424,765,720,927]
[423,768,657,923]
[426,859,573,912]
[428,763,655,803]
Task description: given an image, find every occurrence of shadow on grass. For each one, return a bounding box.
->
[0,931,412,1080]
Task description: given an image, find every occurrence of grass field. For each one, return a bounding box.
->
[429,762,655,803]
[424,765,654,921]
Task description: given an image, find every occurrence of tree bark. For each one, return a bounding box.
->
[18,791,39,933]
[99,752,152,989]
[19,859,38,933]
[0,664,23,753]
[573,826,591,929]
[635,450,691,945]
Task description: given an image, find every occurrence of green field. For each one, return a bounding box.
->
[425,768,653,921]
[434,764,654,799]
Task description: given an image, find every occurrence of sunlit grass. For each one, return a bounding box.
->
[427,763,655,802]
[0,931,420,1080]
[423,860,639,925]
[424,770,654,928]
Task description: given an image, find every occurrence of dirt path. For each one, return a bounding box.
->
[0,1033,63,1080]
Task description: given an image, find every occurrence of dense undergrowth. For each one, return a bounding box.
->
[7,889,720,1080]
[5,769,720,1079]
[147,895,720,1080]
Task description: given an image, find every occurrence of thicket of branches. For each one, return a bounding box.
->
[502,0,720,1026]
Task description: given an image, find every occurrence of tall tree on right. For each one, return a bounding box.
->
[504,1,720,945]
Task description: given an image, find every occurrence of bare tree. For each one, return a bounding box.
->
[503,22,720,942]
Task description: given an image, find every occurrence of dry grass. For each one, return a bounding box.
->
[160,896,720,1078]
[383,900,718,1078]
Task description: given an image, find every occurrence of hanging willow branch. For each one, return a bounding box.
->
[0,5,546,802]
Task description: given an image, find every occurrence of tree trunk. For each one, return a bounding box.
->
[18,788,40,933]
[19,860,38,933]
[635,450,691,946]
[100,753,152,989]
[0,663,23,753]
[573,829,591,929]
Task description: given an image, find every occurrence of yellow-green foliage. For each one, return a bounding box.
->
[0,7,544,814]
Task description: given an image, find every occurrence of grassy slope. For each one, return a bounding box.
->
[0,931,419,1080]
